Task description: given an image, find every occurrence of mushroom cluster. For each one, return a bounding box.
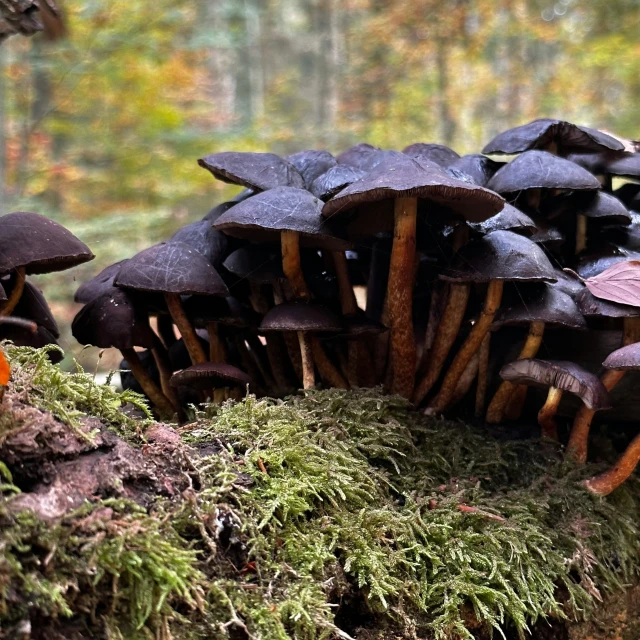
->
[71,118,640,493]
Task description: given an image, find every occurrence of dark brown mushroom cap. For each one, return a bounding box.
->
[440,230,557,283]
[169,220,229,268]
[222,246,285,284]
[448,154,504,187]
[260,301,342,333]
[499,358,611,410]
[14,281,59,338]
[170,362,252,390]
[71,287,156,350]
[606,153,640,179]
[184,295,258,329]
[492,285,585,329]
[552,269,585,299]
[577,192,631,224]
[487,150,602,194]
[197,151,304,191]
[576,246,640,280]
[336,143,385,172]
[0,316,37,334]
[115,242,229,296]
[74,259,127,304]
[322,152,504,223]
[0,212,94,275]
[482,119,624,156]
[202,201,235,223]
[575,287,640,318]
[530,221,565,250]
[286,149,336,189]
[603,342,640,370]
[402,142,460,168]
[0,323,62,363]
[214,186,351,251]
[310,164,366,201]
[469,203,537,236]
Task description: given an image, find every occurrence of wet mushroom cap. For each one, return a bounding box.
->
[222,246,285,284]
[15,281,60,338]
[499,358,611,410]
[170,362,252,390]
[440,230,557,283]
[115,241,229,296]
[214,186,351,251]
[74,259,128,304]
[603,342,640,370]
[336,143,385,172]
[448,154,504,187]
[197,151,304,191]
[322,152,504,223]
[470,203,537,236]
[0,211,94,275]
[530,222,565,249]
[487,150,602,194]
[260,301,343,333]
[482,119,625,156]
[311,164,367,201]
[575,246,640,280]
[402,142,460,168]
[286,149,336,189]
[169,220,229,267]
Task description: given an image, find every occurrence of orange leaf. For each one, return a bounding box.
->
[0,350,10,386]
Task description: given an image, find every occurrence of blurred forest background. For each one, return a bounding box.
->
[5,0,640,366]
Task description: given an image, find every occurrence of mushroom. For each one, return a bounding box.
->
[469,203,537,237]
[169,219,230,268]
[311,165,366,201]
[336,142,385,172]
[170,362,252,401]
[74,260,128,304]
[285,149,336,189]
[14,281,60,339]
[114,241,229,366]
[402,142,460,168]
[448,154,504,187]
[498,359,610,440]
[486,284,586,424]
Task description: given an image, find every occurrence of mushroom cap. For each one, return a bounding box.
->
[482,119,624,156]
[499,358,611,410]
[222,246,285,284]
[71,287,156,350]
[286,149,336,189]
[576,246,640,280]
[606,153,640,179]
[170,362,252,390]
[493,284,585,329]
[0,212,94,275]
[14,281,59,338]
[530,221,565,250]
[577,192,631,224]
[169,220,229,267]
[440,230,557,283]
[184,295,258,329]
[448,154,504,187]
[310,164,366,201]
[202,201,235,223]
[470,203,537,236]
[552,269,585,299]
[576,287,640,318]
[115,242,229,296]
[487,150,602,194]
[336,143,385,172]
[260,301,342,333]
[197,151,304,191]
[603,342,640,370]
[74,259,128,304]
[0,322,62,362]
[322,152,504,223]
[402,142,460,168]
[214,186,351,251]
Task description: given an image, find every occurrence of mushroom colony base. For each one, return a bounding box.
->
[1,346,639,640]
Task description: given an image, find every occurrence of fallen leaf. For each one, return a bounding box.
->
[585,260,640,307]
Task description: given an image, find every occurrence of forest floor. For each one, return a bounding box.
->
[0,345,639,640]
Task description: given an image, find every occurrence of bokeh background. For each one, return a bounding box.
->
[5,0,640,369]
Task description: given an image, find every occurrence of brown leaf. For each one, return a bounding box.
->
[585,260,640,307]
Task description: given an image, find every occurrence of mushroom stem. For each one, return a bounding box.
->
[584,431,640,496]
[311,338,349,389]
[120,347,175,419]
[332,251,359,316]
[386,196,418,399]
[164,293,207,365]
[421,282,445,369]
[150,336,184,422]
[282,230,311,301]
[156,315,176,349]
[475,333,491,417]
[537,386,562,440]
[427,280,503,414]
[566,368,626,464]
[486,320,545,424]
[297,331,315,389]
[623,316,640,346]
[413,283,470,405]
[527,189,541,211]
[1,267,25,316]
[207,322,227,362]
[244,334,276,393]
[450,352,479,407]
[575,214,587,254]
[504,385,528,420]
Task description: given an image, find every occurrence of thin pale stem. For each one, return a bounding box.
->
[575,214,587,254]
[298,331,315,389]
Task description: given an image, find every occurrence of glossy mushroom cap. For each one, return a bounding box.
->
[440,230,557,283]
[575,246,640,280]
[402,142,460,168]
[0,212,94,275]
[222,246,285,284]
[530,222,565,250]
[71,287,156,350]
[15,281,60,338]
[322,152,504,223]
[469,203,537,236]
[170,362,252,390]
[214,186,351,251]
[487,151,602,194]
[603,342,640,370]
[169,220,229,267]
[577,192,631,224]
[499,358,611,410]
[198,151,304,191]
[311,164,366,201]
[115,241,229,296]
[493,285,585,329]
[336,143,385,172]
[448,154,503,187]
[482,119,624,156]
[286,149,336,189]
[260,301,343,333]
[74,260,128,304]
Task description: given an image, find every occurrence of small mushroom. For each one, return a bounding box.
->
[469,203,537,237]
[402,142,460,168]
[310,164,366,201]
[170,362,252,402]
[14,281,60,339]
[448,154,504,187]
[74,260,128,304]
[169,219,229,268]
[498,359,610,440]
[286,149,336,189]
[336,142,385,172]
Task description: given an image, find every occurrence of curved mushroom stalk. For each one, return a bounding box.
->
[1,267,26,316]
[584,434,640,496]
[311,338,349,389]
[207,321,227,362]
[537,387,563,440]
[164,293,207,365]
[332,250,359,316]
[150,335,183,421]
